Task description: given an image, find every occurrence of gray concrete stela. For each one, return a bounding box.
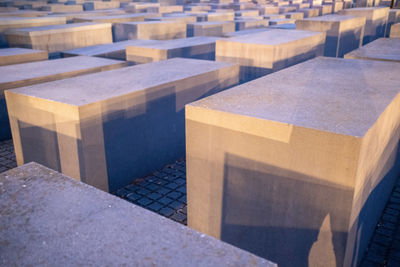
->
[1,0,400,266]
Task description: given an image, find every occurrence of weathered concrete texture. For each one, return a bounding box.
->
[0,47,47,66]
[62,39,161,60]
[186,57,400,267]
[390,23,400,38]
[0,162,276,267]
[344,38,400,62]
[338,7,389,44]
[0,56,126,141]
[113,21,186,41]
[126,36,218,63]
[0,16,66,47]
[216,29,325,82]
[296,14,366,57]
[196,11,235,22]
[187,21,235,37]
[5,58,239,192]
[5,22,113,52]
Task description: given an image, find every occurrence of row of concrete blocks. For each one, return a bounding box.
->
[1,34,400,266]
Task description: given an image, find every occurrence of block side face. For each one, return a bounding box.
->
[83,63,238,192]
[345,93,400,267]
[186,105,359,266]
[0,162,276,267]
[5,91,81,180]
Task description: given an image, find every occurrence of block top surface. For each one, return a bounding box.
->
[0,56,123,86]
[0,47,45,56]
[63,39,161,56]
[300,14,362,22]
[8,58,236,106]
[188,57,400,137]
[0,163,276,267]
[345,38,400,61]
[5,22,111,35]
[220,29,323,45]
[128,36,219,50]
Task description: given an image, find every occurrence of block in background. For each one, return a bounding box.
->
[0,16,66,47]
[338,7,389,44]
[186,57,400,267]
[5,58,239,192]
[187,21,235,37]
[344,38,400,62]
[126,36,218,64]
[296,14,365,57]
[5,22,112,52]
[113,21,186,41]
[0,47,47,66]
[215,29,325,82]
[62,39,161,60]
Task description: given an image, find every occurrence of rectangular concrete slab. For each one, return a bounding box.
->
[0,56,126,141]
[296,14,366,57]
[0,162,276,267]
[0,16,66,47]
[186,57,400,267]
[187,21,235,37]
[344,38,400,62]
[0,47,47,66]
[216,29,325,82]
[126,36,218,63]
[62,39,161,60]
[5,58,239,192]
[5,22,113,52]
[113,21,186,41]
[338,7,389,44]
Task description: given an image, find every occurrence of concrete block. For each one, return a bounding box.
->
[113,21,186,41]
[338,7,389,44]
[145,15,198,24]
[186,57,400,267]
[196,12,235,22]
[73,13,157,24]
[0,16,66,47]
[5,22,113,52]
[235,18,269,30]
[0,162,277,267]
[187,21,235,37]
[314,4,333,15]
[299,8,320,17]
[126,36,218,63]
[296,14,366,57]
[62,39,161,60]
[5,58,239,192]
[216,29,325,82]
[284,11,304,19]
[40,4,83,12]
[0,56,126,141]
[344,38,400,62]
[390,23,400,38]
[0,47,47,66]
[385,9,400,37]
[224,27,271,37]
[83,1,120,11]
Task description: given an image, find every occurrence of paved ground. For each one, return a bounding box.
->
[1,138,400,265]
